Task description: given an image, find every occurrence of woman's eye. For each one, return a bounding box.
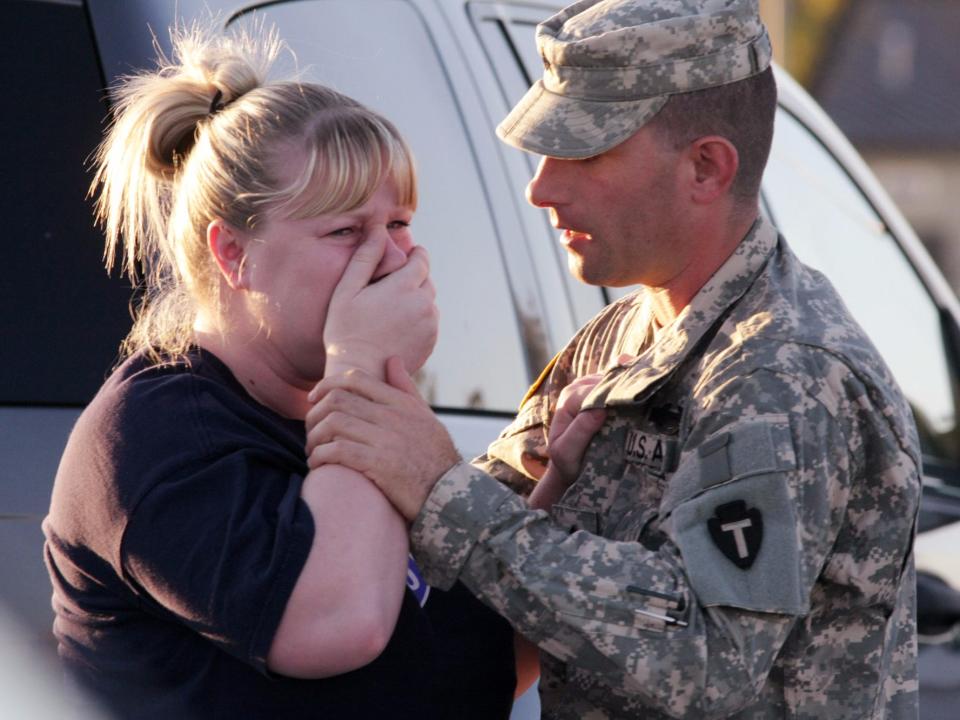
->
[388,220,411,230]
[328,227,356,237]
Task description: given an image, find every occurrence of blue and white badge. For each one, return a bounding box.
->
[406,555,431,607]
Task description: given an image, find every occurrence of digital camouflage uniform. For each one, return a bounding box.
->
[410,0,920,716]
[410,218,921,718]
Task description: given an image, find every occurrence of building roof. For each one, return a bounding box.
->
[812,0,960,151]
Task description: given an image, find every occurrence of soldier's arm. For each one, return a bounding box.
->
[410,366,917,718]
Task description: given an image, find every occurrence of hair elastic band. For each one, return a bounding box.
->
[209,89,225,115]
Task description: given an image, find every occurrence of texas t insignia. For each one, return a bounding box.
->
[707,500,763,569]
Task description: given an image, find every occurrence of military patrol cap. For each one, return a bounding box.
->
[497,0,773,159]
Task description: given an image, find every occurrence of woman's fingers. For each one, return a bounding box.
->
[330,233,388,302]
[323,244,437,378]
[550,408,607,481]
[375,244,430,292]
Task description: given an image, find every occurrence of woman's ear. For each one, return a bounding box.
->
[207,219,247,290]
[686,135,740,205]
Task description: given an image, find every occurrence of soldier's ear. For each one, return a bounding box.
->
[685,136,739,205]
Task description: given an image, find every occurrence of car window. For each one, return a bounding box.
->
[764,109,960,480]
[469,1,611,328]
[232,1,532,412]
[0,0,133,405]
[467,3,960,480]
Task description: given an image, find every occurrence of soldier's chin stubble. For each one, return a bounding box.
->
[567,253,622,288]
[565,250,601,286]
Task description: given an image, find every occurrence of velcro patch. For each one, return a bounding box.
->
[670,473,806,614]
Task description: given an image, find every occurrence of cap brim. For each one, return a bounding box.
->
[496,80,668,159]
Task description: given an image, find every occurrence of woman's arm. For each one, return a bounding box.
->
[268,240,437,677]
[266,463,408,678]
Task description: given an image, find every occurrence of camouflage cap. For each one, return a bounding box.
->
[496,0,772,159]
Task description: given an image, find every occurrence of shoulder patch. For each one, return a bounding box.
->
[707,500,763,569]
[665,415,805,615]
[670,473,806,615]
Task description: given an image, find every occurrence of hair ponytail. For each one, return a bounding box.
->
[91,23,280,280]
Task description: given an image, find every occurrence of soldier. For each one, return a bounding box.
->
[307,0,922,717]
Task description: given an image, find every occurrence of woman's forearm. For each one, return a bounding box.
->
[267,463,408,678]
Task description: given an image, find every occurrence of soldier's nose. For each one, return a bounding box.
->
[526,156,567,209]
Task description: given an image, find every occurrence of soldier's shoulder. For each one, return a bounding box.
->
[719,250,900,406]
[698,325,919,465]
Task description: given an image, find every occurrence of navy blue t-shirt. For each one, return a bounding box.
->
[43,349,515,719]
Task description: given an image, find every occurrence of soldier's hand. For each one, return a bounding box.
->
[529,374,606,510]
[305,357,461,522]
[548,374,606,483]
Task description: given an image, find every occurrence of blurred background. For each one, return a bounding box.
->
[760,0,960,293]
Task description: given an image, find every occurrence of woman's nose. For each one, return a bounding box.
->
[372,233,409,280]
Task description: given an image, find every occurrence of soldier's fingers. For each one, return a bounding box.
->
[307,438,375,474]
[551,408,606,478]
[305,411,380,459]
[306,386,379,432]
[308,367,402,405]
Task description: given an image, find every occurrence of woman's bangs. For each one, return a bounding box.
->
[383,133,417,211]
[286,118,417,219]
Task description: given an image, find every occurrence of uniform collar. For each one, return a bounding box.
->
[584,216,779,408]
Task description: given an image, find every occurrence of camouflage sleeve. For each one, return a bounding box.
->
[410,364,919,717]
[411,461,796,718]
[470,393,551,498]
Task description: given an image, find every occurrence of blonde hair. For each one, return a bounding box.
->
[91,22,417,359]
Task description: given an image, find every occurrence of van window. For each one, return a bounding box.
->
[764,109,960,480]
[469,1,612,327]
[233,1,532,412]
[0,0,133,405]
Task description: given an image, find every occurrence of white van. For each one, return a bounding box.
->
[3,1,959,717]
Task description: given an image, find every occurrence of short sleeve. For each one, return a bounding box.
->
[120,449,314,674]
